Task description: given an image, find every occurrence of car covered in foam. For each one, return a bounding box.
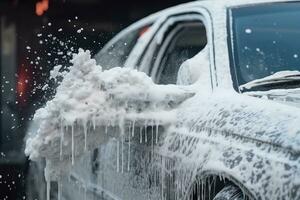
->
[27,0,300,200]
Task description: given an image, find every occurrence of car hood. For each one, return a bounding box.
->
[244,88,300,109]
[176,89,300,155]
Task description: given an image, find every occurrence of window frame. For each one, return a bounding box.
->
[137,10,215,90]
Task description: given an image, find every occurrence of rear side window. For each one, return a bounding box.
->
[94,25,150,70]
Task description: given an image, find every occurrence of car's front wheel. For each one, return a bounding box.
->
[213,185,243,200]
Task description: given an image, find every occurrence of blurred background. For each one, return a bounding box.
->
[0,0,190,199]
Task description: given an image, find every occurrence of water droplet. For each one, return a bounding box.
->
[245,28,252,34]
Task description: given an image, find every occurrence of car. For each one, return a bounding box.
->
[30,0,300,200]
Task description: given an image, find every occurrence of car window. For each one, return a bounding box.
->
[156,22,207,84]
[94,25,150,70]
[142,20,207,85]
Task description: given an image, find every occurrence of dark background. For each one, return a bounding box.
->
[0,0,190,199]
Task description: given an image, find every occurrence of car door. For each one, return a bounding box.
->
[127,11,214,200]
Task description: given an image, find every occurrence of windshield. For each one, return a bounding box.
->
[230,2,300,88]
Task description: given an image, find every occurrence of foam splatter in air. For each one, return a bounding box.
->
[25,48,194,200]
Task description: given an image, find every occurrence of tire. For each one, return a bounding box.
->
[213,185,243,200]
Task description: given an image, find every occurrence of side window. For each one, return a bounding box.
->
[150,21,207,85]
[94,25,150,70]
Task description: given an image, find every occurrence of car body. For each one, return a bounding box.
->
[60,0,300,200]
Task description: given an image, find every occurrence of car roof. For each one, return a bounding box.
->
[197,0,298,7]
[99,0,298,57]
[134,0,299,22]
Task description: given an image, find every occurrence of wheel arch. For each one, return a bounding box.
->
[186,170,256,200]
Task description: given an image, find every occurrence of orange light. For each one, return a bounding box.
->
[17,65,30,106]
[36,0,49,16]
[139,26,150,37]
